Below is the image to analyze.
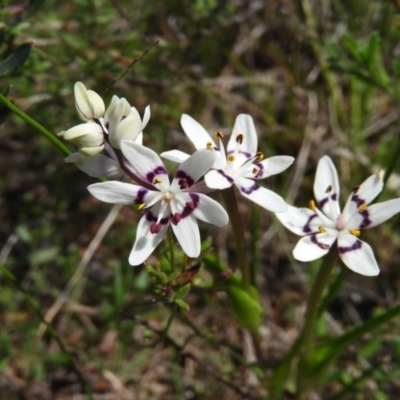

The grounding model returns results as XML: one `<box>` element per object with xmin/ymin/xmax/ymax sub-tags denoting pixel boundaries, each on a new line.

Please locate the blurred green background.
<box><xmin>1</xmin><ymin>0</ymin><xmax>400</xmax><ymax>398</ymax></box>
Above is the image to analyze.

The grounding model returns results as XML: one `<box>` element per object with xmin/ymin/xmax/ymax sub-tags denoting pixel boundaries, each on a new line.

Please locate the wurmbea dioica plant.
<box><xmin>276</xmin><ymin>156</ymin><xmax>400</xmax><ymax>276</ymax></box>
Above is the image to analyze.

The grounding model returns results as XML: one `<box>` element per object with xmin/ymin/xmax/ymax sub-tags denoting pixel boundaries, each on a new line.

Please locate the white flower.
<box><xmin>103</xmin><ymin>95</ymin><xmax>150</xmax><ymax>150</ymax></box>
<box><xmin>276</xmin><ymin>155</ymin><xmax>400</xmax><ymax>276</ymax></box>
<box><xmin>161</xmin><ymin>114</ymin><xmax>294</xmax><ymax>212</ymax></box>
<box><xmin>74</xmin><ymin>82</ymin><xmax>105</xmax><ymax>121</ymax></box>
<box><xmin>88</xmin><ymin>141</ymin><xmax>229</xmax><ymax>266</ymax></box>
<box><xmin>58</xmin><ymin>122</ymin><xmax>104</xmax><ymax>156</ymax></box>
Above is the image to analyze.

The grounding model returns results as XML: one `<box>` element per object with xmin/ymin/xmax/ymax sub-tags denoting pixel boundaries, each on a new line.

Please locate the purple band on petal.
<box><xmin>146</xmin><ymin>210</ymin><xmax>169</xmax><ymax>225</ymax></box>
<box><xmin>134</xmin><ymin>188</ymin><xmax>148</xmax><ymax>204</ymax></box>
<box><xmin>227</xmin><ymin>150</ymin><xmax>252</xmax><ymax>159</ymax></box>
<box><xmin>351</xmin><ymin>194</ymin><xmax>365</xmax><ymax>208</ymax></box>
<box><xmin>338</xmin><ymin>239</ymin><xmax>362</xmax><ymax>254</ymax></box>
<box><xmin>180</xmin><ymin>193</ymin><xmax>200</xmax><ymax>219</ymax></box>
<box><xmin>216</xmin><ymin>169</ymin><xmax>234</xmax><ymax>184</ymax></box>
<box><xmin>253</xmin><ymin>162</ymin><xmax>264</xmax><ymax>179</ymax></box>
<box><xmin>359</xmin><ymin>209</ymin><xmax>371</xmax><ymax>229</ymax></box>
<box><xmin>146</xmin><ymin>166</ymin><xmax>168</xmax><ymax>183</ymax></box>
<box><xmin>175</xmin><ymin>170</ymin><xmax>195</xmax><ymax>187</ymax></box>
<box><xmin>241</xmin><ymin>182</ymin><xmax>259</xmax><ymax>195</ymax></box>
<box><xmin>310</xmin><ymin>234</ymin><xmax>330</xmax><ymax>250</ymax></box>
<box><xmin>303</xmin><ymin>214</ymin><xmax>317</xmax><ymax>234</ymax></box>
<box><xmin>319</xmin><ymin>193</ymin><xmax>337</xmax><ymax>209</ymax></box>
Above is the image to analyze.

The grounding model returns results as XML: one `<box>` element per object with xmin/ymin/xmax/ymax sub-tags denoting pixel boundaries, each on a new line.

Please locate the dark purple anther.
<box><xmin>171</xmin><ymin>213</ymin><xmax>181</xmax><ymax>225</ymax></box>
<box><xmin>150</xmin><ymin>222</ymin><xmax>162</xmax><ymax>234</ymax></box>
<box><xmin>186</xmin><ymin>202</ymin><xmax>195</xmax><ymax>210</ymax></box>
<box><xmin>179</xmin><ymin>178</ymin><xmax>188</xmax><ymax>189</ymax></box>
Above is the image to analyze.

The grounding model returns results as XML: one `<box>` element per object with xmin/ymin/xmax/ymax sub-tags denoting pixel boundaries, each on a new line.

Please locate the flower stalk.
<box><xmin>221</xmin><ymin>186</ymin><xmax>250</xmax><ymax>291</ymax></box>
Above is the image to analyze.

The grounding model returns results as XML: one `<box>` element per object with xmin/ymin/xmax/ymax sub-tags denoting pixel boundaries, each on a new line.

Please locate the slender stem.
<box><xmin>302</xmin><ymin>248</ymin><xmax>338</xmax><ymax>359</ymax></box>
<box><xmin>0</xmin><ymin>264</ymin><xmax>94</xmax><ymax>400</ymax></box>
<box><xmin>168</xmin><ymin>228</ymin><xmax>176</xmax><ymax>272</ymax></box>
<box><xmin>0</xmin><ymin>92</ymin><xmax>71</xmax><ymax>156</ymax></box>
<box><xmin>221</xmin><ymin>186</ymin><xmax>250</xmax><ymax>290</ymax></box>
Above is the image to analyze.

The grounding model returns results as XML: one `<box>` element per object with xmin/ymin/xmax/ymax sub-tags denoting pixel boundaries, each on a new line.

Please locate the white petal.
<box><xmin>204</xmin><ymin>169</ymin><xmax>234</xmax><ymax>190</ymax></box>
<box><xmin>313</xmin><ymin>156</ymin><xmax>341</xmax><ymax>221</ymax></box>
<box><xmin>181</xmin><ymin>114</ymin><xmax>217</xmax><ymax>150</ymax></box>
<box><xmin>347</xmin><ymin>198</ymin><xmax>400</xmax><ymax>230</ymax></box>
<box><xmin>292</xmin><ymin>230</ymin><xmax>338</xmax><ymax>262</ymax></box>
<box><xmin>338</xmin><ymin>233</ymin><xmax>379</xmax><ymax>276</ymax></box>
<box><xmin>275</xmin><ymin>205</ymin><xmax>323</xmax><ymax>236</ymax></box>
<box><xmin>129</xmin><ymin>208</ymin><xmax>169</xmax><ymax>266</ymax></box>
<box><xmin>161</xmin><ymin>149</ymin><xmax>190</xmax><ymax>164</ymax></box>
<box><xmin>342</xmin><ymin>170</ymin><xmax>385</xmax><ymax>220</ymax></box>
<box><xmin>63</xmin><ymin>123</ymin><xmax>104</xmax><ymax>147</ymax></box>
<box><xmin>228</xmin><ymin>114</ymin><xmax>258</xmax><ymax>155</ymax></box>
<box><xmin>177</xmin><ymin>192</ymin><xmax>228</xmax><ymax>227</ymax></box>
<box><xmin>104</xmin><ymin>95</ymin><xmax>119</xmax><ymax>126</ymax></box>
<box><xmin>120</xmin><ymin>141</ymin><xmax>169</xmax><ymax>187</ymax></box>
<box><xmin>170</xmin><ymin>212</ymin><xmax>200</xmax><ymax>258</ymax></box>
<box><xmin>170</xmin><ymin>149</ymin><xmax>215</xmax><ymax>192</ymax></box>
<box><xmin>79</xmin><ymin>145</ymin><xmax>104</xmax><ymax>156</ymax></box>
<box><xmin>64</xmin><ymin>153</ymin><xmax>122</xmax><ymax>178</ymax></box>
<box><xmin>246</xmin><ymin>156</ymin><xmax>294</xmax><ymax>180</ymax></box>
<box><xmin>88</xmin><ymin>181</ymin><xmax>159</xmax><ymax>205</ymax></box>
<box><xmin>109</xmin><ymin>114</ymin><xmax>142</xmax><ymax>149</ymax></box>
<box><xmin>141</xmin><ymin>105</ymin><xmax>151</xmax><ymax>129</ymax></box>
<box><xmin>236</xmin><ymin>177</ymin><xmax>287</xmax><ymax>212</ymax></box>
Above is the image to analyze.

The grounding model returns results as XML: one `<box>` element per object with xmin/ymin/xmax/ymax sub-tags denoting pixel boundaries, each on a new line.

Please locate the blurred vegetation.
<box><xmin>1</xmin><ymin>0</ymin><xmax>400</xmax><ymax>399</ymax></box>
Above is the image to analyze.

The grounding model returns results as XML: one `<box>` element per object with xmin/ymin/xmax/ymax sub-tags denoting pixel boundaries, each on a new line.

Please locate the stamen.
<box><xmin>350</xmin><ymin>229</ymin><xmax>360</xmax><ymax>236</ymax></box>
<box><xmin>178</xmin><ymin>178</ymin><xmax>188</xmax><ymax>190</ymax></box>
<box><xmin>319</xmin><ymin>226</ymin><xmax>326</xmax><ymax>233</ymax></box>
<box><xmin>206</xmin><ymin>141</ymin><xmax>213</xmax><ymax>150</ymax></box>
<box><xmin>138</xmin><ymin>203</ymin><xmax>146</xmax><ymax>211</ymax></box>
<box><xmin>326</xmin><ymin>185</ymin><xmax>332</xmax><ymax>193</ymax></box>
<box><xmin>150</xmin><ymin>222</ymin><xmax>162</xmax><ymax>234</ymax></box>
<box><xmin>309</xmin><ymin>200</ymin><xmax>316</xmax><ymax>211</ymax></box>
<box><xmin>352</xmin><ymin>185</ymin><xmax>360</xmax><ymax>193</ymax></box>
<box><xmin>153</xmin><ymin>177</ymin><xmax>162</xmax><ymax>184</ymax></box>
<box><xmin>227</xmin><ymin>155</ymin><xmax>235</xmax><ymax>162</ymax></box>
<box><xmin>378</xmin><ymin>169</ymin><xmax>384</xmax><ymax>181</ymax></box>
<box><xmin>214</xmin><ymin>131</ymin><xmax>224</xmax><ymax>140</ymax></box>
<box><xmin>185</xmin><ymin>201</ymin><xmax>195</xmax><ymax>210</ymax></box>
<box><xmin>171</xmin><ymin>213</ymin><xmax>181</xmax><ymax>225</ymax></box>
<box><xmin>236</xmin><ymin>134</ymin><xmax>244</xmax><ymax>144</ymax></box>
<box><xmin>256</xmin><ymin>152</ymin><xmax>264</xmax><ymax>162</ymax></box>
<box><xmin>252</xmin><ymin>167</ymin><xmax>258</xmax><ymax>174</ymax></box>
<box><xmin>358</xmin><ymin>204</ymin><xmax>367</xmax><ymax>212</ymax></box>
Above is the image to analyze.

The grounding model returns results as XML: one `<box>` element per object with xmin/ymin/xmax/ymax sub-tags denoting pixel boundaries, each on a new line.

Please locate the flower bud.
<box><xmin>74</xmin><ymin>82</ymin><xmax>105</xmax><ymax>121</ymax></box>
<box><xmin>59</xmin><ymin>122</ymin><xmax>104</xmax><ymax>156</ymax></box>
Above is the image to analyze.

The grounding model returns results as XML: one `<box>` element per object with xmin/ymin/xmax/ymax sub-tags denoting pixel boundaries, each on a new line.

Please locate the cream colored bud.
<box><xmin>62</xmin><ymin>122</ymin><xmax>104</xmax><ymax>155</ymax></box>
<box><xmin>74</xmin><ymin>82</ymin><xmax>105</xmax><ymax>121</ymax></box>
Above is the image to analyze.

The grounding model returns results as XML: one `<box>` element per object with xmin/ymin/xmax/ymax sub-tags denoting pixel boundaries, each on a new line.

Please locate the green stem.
<box><xmin>302</xmin><ymin>248</ymin><xmax>338</xmax><ymax>359</ymax></box>
<box><xmin>0</xmin><ymin>92</ymin><xmax>71</xmax><ymax>156</ymax></box>
<box><xmin>0</xmin><ymin>264</ymin><xmax>93</xmax><ymax>400</ymax></box>
<box><xmin>168</xmin><ymin>228</ymin><xmax>176</xmax><ymax>272</ymax></box>
<box><xmin>221</xmin><ymin>186</ymin><xmax>250</xmax><ymax>290</ymax></box>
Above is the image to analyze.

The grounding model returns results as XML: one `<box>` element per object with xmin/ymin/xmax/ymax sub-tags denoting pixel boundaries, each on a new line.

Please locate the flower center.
<box><xmin>162</xmin><ymin>191</ymin><xmax>174</xmax><ymax>203</ymax></box>
<box><xmin>336</xmin><ymin>214</ymin><xmax>346</xmax><ymax>231</ymax></box>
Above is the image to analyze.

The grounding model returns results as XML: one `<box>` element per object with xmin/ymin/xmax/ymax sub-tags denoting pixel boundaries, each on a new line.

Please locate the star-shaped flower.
<box><xmin>161</xmin><ymin>114</ymin><xmax>294</xmax><ymax>212</ymax></box>
<box><xmin>276</xmin><ymin>156</ymin><xmax>400</xmax><ymax>276</ymax></box>
<box><xmin>88</xmin><ymin>141</ymin><xmax>229</xmax><ymax>266</ymax></box>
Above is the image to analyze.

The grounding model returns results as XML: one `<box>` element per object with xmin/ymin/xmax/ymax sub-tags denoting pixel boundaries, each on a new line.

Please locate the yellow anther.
<box><xmin>352</xmin><ymin>185</ymin><xmax>360</xmax><ymax>193</ymax></box>
<box><xmin>256</xmin><ymin>151</ymin><xmax>264</xmax><ymax>162</ymax></box>
<box><xmin>138</xmin><ymin>203</ymin><xmax>146</xmax><ymax>211</ymax></box>
<box><xmin>214</xmin><ymin>131</ymin><xmax>224</xmax><ymax>140</ymax></box>
<box><xmin>309</xmin><ymin>200</ymin><xmax>316</xmax><ymax>211</ymax></box>
<box><xmin>321</xmin><ymin>244</ymin><xmax>329</xmax><ymax>249</ymax></box>
<box><xmin>326</xmin><ymin>185</ymin><xmax>332</xmax><ymax>193</ymax></box>
<box><xmin>227</xmin><ymin>154</ymin><xmax>235</xmax><ymax>162</ymax></box>
<box><xmin>358</xmin><ymin>204</ymin><xmax>367</xmax><ymax>212</ymax></box>
<box><xmin>206</xmin><ymin>141</ymin><xmax>213</xmax><ymax>150</ymax></box>
<box><xmin>350</xmin><ymin>229</ymin><xmax>360</xmax><ymax>236</ymax></box>
<box><xmin>236</xmin><ymin>134</ymin><xmax>244</xmax><ymax>144</ymax></box>
<box><xmin>378</xmin><ymin>169</ymin><xmax>384</xmax><ymax>181</ymax></box>
<box><xmin>319</xmin><ymin>226</ymin><xmax>326</xmax><ymax>233</ymax></box>
<box><xmin>252</xmin><ymin>167</ymin><xmax>258</xmax><ymax>174</ymax></box>
<box><xmin>153</xmin><ymin>177</ymin><xmax>163</xmax><ymax>184</ymax></box>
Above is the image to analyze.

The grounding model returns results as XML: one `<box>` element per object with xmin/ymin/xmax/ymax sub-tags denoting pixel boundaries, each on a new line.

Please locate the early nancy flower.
<box><xmin>276</xmin><ymin>155</ymin><xmax>400</xmax><ymax>276</ymax></box>
<box><xmin>161</xmin><ymin>114</ymin><xmax>294</xmax><ymax>212</ymax></box>
<box><xmin>88</xmin><ymin>141</ymin><xmax>229</xmax><ymax>266</ymax></box>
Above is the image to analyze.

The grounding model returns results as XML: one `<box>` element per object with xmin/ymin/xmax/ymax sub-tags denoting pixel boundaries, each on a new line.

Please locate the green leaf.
<box><xmin>175</xmin><ymin>298</ymin><xmax>190</xmax><ymax>311</ymax></box>
<box><xmin>226</xmin><ymin>285</ymin><xmax>262</xmax><ymax>335</ymax></box>
<box><xmin>0</xmin><ymin>43</ymin><xmax>32</xmax><ymax>77</ymax></box>
<box><xmin>175</xmin><ymin>283</ymin><xmax>191</xmax><ymax>299</ymax></box>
